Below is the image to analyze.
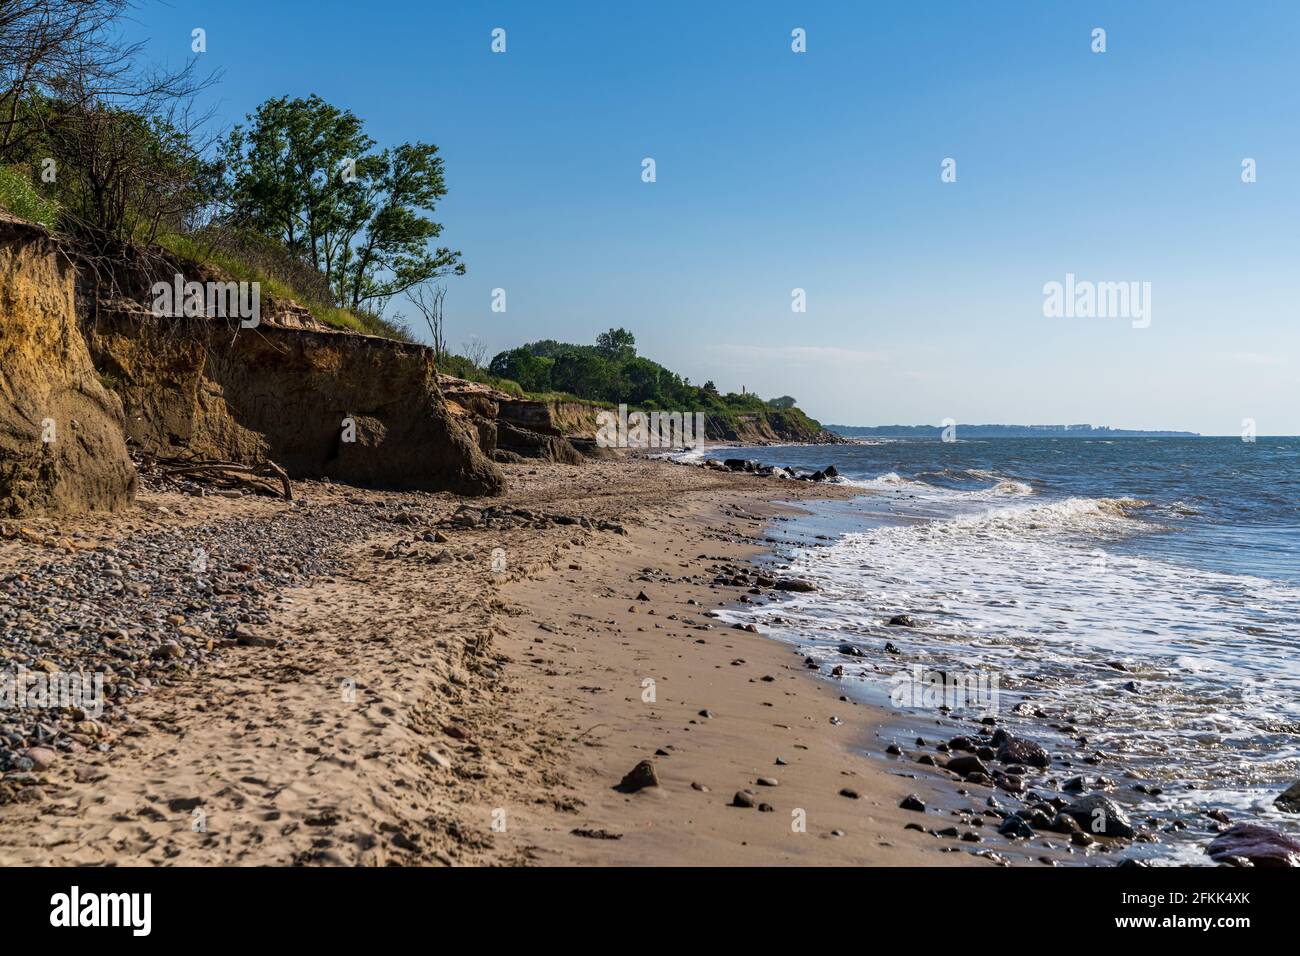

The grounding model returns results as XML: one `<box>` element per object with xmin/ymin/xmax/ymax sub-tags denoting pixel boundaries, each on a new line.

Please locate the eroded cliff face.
<box><xmin>0</xmin><ymin>214</ymin><xmax>135</xmax><ymax>516</ymax></box>
<box><xmin>439</xmin><ymin>378</ymin><xmax>589</xmax><ymax>464</ymax></box>
<box><xmin>85</xmin><ymin>302</ymin><xmax>505</xmax><ymax>497</ymax></box>
<box><xmin>0</xmin><ymin>210</ymin><xmax>504</xmax><ymax>509</ymax></box>
<box><xmin>710</xmin><ymin>411</ymin><xmax>839</xmax><ymax>445</ymax></box>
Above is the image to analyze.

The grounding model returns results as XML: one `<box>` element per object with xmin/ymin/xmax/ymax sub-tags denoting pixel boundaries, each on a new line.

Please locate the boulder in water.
<box><xmin>1062</xmin><ymin>794</ymin><xmax>1135</xmax><ymax>838</ymax></box>
<box><xmin>1207</xmin><ymin>824</ymin><xmax>1300</xmax><ymax>867</ymax></box>
<box><xmin>1274</xmin><ymin>780</ymin><xmax>1300</xmax><ymax>813</ymax></box>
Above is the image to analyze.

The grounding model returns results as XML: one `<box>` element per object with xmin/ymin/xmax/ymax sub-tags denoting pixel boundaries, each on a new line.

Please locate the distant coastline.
<box><xmin>827</xmin><ymin>424</ymin><xmax>1201</xmax><ymax>439</ymax></box>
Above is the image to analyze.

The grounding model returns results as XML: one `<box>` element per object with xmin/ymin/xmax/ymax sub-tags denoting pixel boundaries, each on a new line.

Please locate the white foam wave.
<box><xmin>730</xmin><ymin>493</ymin><xmax>1300</xmax><ymax>824</ymax></box>
<box><xmin>891</xmin><ymin>495</ymin><xmax>1149</xmax><ymax>542</ymax></box>
<box><xmin>988</xmin><ymin>479</ymin><xmax>1035</xmax><ymax>496</ymax></box>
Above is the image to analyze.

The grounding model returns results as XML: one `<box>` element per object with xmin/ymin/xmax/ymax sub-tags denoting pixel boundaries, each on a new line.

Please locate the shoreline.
<box><xmin>0</xmin><ymin>457</ymin><xmax>1149</xmax><ymax>865</ymax></box>
<box><xmin>673</xmin><ymin>447</ymin><xmax>1298</xmax><ymax>868</ymax></box>
<box><xmin>485</xmin><ymin>488</ymin><xmax>990</xmax><ymax>865</ymax></box>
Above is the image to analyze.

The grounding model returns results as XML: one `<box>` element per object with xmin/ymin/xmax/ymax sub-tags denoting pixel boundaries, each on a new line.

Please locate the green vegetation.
<box><xmin>433</xmin><ymin>353</ymin><xmax>525</xmax><ymax>397</ymax></box>
<box><xmin>220</xmin><ymin>95</ymin><xmax>464</xmax><ymax>313</ymax></box>
<box><xmin>152</xmin><ymin>229</ymin><xmax>412</xmax><ymax>340</ymax></box>
<box><xmin>0</xmin><ymin>4</ymin><xmax>814</xmax><ymax>430</ymax></box>
<box><xmin>0</xmin><ymin>4</ymin><xmax>459</xmax><ymax>346</ymax></box>
<box><xmin>0</xmin><ymin>165</ymin><xmax>57</xmax><ymax>228</ymax></box>
<box><xmin>489</xmin><ymin>329</ymin><xmax>827</xmax><ymax>437</ymax></box>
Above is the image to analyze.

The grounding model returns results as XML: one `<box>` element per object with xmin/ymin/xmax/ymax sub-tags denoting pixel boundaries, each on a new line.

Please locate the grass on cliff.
<box><xmin>431</xmin><ymin>354</ymin><xmax>620</xmax><ymax>404</ymax></box>
<box><xmin>0</xmin><ymin>175</ymin><xmax>406</xmax><ymax>341</ymax></box>
<box><xmin>153</xmin><ymin>231</ymin><xmax>413</xmax><ymax>341</ymax></box>
<box><xmin>0</xmin><ymin>166</ymin><xmax>59</xmax><ymax>229</ymax></box>
<box><xmin>433</xmin><ymin>353</ymin><xmax>525</xmax><ymax>397</ymax></box>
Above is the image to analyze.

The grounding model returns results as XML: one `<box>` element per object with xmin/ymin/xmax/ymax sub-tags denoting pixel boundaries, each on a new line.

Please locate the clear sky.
<box><xmin>121</xmin><ymin>1</ymin><xmax>1299</xmax><ymax>434</ymax></box>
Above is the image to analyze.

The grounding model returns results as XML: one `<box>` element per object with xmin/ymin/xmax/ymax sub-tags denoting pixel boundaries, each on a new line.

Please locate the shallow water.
<box><xmin>699</xmin><ymin>437</ymin><xmax>1300</xmax><ymax>862</ymax></box>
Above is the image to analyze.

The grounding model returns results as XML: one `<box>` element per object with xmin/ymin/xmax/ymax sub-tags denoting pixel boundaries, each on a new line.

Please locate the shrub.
<box><xmin>0</xmin><ymin>165</ymin><xmax>58</xmax><ymax>228</ymax></box>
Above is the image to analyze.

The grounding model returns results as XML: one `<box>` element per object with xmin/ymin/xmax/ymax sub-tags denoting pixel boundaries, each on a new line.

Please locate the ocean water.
<box><xmin>696</xmin><ymin>437</ymin><xmax>1300</xmax><ymax>860</ymax></box>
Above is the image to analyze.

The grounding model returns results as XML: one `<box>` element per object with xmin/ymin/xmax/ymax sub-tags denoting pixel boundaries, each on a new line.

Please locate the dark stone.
<box><xmin>1025</xmin><ymin>808</ymin><xmax>1054</xmax><ymax>830</ymax></box>
<box><xmin>945</xmin><ymin>755</ymin><xmax>989</xmax><ymax>777</ymax></box>
<box><xmin>1062</xmin><ymin>794</ymin><xmax>1135</xmax><ymax>838</ymax></box>
<box><xmin>994</xmin><ymin>734</ymin><xmax>1050</xmax><ymax>769</ymax></box>
<box><xmin>617</xmin><ymin>759</ymin><xmax>660</xmax><ymax>792</ymax></box>
<box><xmin>994</xmin><ymin>773</ymin><xmax>1025</xmax><ymax>794</ymax></box>
<box><xmin>773</xmin><ymin>578</ymin><xmax>817</xmax><ymax>592</ymax></box>
<box><xmin>1206</xmin><ymin>824</ymin><xmax>1300</xmax><ymax>867</ymax></box>
<box><xmin>900</xmin><ymin>794</ymin><xmax>926</xmax><ymax>812</ymax></box>
<box><xmin>887</xmin><ymin>614</ymin><xmax>917</xmax><ymax>627</ymax></box>
<box><xmin>1048</xmin><ymin>813</ymin><xmax>1082</xmax><ymax>835</ymax></box>
<box><xmin>1274</xmin><ymin>780</ymin><xmax>1300</xmax><ymax>813</ymax></box>
<box><xmin>998</xmin><ymin>815</ymin><xmax>1035</xmax><ymax>839</ymax></box>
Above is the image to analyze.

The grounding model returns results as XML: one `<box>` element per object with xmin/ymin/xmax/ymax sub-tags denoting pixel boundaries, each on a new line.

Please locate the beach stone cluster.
<box><xmin>0</xmin><ymin>493</ymin><xmax>427</xmax><ymax>796</ymax></box>
<box><xmin>883</xmin><ymin>719</ymin><xmax>1300</xmax><ymax>864</ymax></box>
<box><xmin>707</xmin><ymin>458</ymin><xmax>841</xmax><ymax>482</ymax></box>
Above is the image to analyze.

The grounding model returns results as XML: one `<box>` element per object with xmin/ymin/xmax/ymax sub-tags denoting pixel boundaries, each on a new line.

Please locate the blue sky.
<box><xmin>122</xmin><ymin>1</ymin><xmax>1299</xmax><ymax>433</ymax></box>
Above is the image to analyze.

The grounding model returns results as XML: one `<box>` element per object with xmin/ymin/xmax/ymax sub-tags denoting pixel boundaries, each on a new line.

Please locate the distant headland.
<box><xmin>827</xmin><ymin>424</ymin><xmax>1201</xmax><ymax>438</ymax></box>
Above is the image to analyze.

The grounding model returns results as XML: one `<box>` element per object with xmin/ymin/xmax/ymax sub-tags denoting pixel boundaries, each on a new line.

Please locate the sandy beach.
<box><xmin>0</xmin><ymin>457</ymin><xmax>1037</xmax><ymax>867</ymax></box>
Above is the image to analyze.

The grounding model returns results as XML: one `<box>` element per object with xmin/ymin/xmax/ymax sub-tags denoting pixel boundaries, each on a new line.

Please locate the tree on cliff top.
<box><xmin>0</xmin><ymin>0</ymin><xmax>218</xmax><ymax>243</ymax></box>
<box><xmin>220</xmin><ymin>95</ymin><xmax>464</xmax><ymax>312</ymax></box>
<box><xmin>596</xmin><ymin>327</ymin><xmax>636</xmax><ymax>360</ymax></box>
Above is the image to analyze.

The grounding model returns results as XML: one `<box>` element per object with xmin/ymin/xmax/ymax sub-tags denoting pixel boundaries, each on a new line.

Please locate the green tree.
<box><xmin>621</xmin><ymin>356</ymin><xmax>665</xmax><ymax>404</ymax></box>
<box><xmin>221</xmin><ymin>95</ymin><xmax>464</xmax><ymax>311</ymax></box>
<box><xmin>489</xmin><ymin>347</ymin><xmax>553</xmax><ymax>393</ymax></box>
<box><xmin>595</xmin><ymin>327</ymin><xmax>636</xmax><ymax>360</ymax></box>
<box><xmin>550</xmin><ymin>348</ymin><xmax>616</xmax><ymax>400</ymax></box>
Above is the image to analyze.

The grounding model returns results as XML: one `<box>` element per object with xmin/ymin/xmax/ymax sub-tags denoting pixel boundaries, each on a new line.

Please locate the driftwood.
<box><xmin>142</xmin><ymin>456</ymin><xmax>293</xmax><ymax>501</ymax></box>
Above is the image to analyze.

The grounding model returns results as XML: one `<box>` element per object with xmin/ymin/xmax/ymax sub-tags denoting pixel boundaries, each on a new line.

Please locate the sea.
<box><xmin>687</xmin><ymin>437</ymin><xmax>1300</xmax><ymax>864</ymax></box>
